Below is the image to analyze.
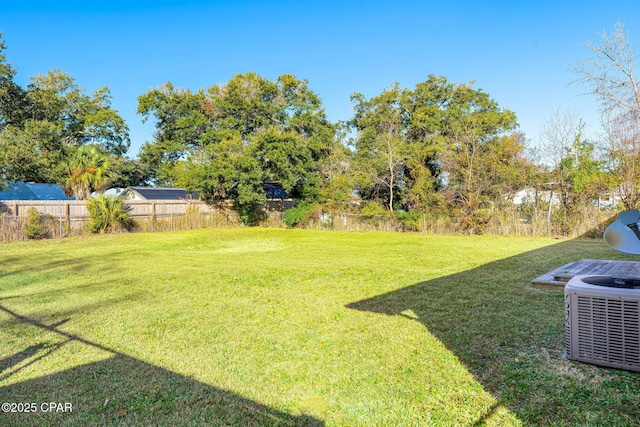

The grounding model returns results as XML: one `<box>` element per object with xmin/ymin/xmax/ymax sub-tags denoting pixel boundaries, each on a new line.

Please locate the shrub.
<box><xmin>23</xmin><ymin>207</ymin><xmax>48</xmax><ymax>239</ymax></box>
<box><xmin>86</xmin><ymin>195</ymin><xmax>132</xmax><ymax>233</ymax></box>
<box><xmin>360</xmin><ymin>201</ymin><xmax>388</xmax><ymax>219</ymax></box>
<box><xmin>395</xmin><ymin>210</ymin><xmax>424</xmax><ymax>232</ymax></box>
<box><xmin>234</xmin><ymin>201</ymin><xmax>266</xmax><ymax>226</ymax></box>
<box><xmin>283</xmin><ymin>203</ymin><xmax>315</xmax><ymax>228</ymax></box>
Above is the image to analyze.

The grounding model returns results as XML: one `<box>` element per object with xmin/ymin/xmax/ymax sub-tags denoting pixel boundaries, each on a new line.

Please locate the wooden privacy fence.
<box><xmin>0</xmin><ymin>199</ymin><xmax>291</xmax><ymax>241</ymax></box>
<box><xmin>0</xmin><ymin>199</ymin><xmax>614</xmax><ymax>242</ymax></box>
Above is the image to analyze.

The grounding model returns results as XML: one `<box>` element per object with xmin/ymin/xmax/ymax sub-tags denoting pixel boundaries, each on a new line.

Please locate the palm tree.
<box><xmin>86</xmin><ymin>195</ymin><xmax>131</xmax><ymax>233</ymax></box>
<box><xmin>64</xmin><ymin>144</ymin><xmax>111</xmax><ymax>200</ymax></box>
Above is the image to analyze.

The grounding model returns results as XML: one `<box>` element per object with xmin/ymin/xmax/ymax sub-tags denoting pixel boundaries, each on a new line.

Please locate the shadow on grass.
<box><xmin>347</xmin><ymin>238</ymin><xmax>640</xmax><ymax>426</ymax></box>
<box><xmin>0</xmin><ymin>344</ymin><xmax>47</xmax><ymax>375</ymax></box>
<box><xmin>0</xmin><ymin>249</ymin><xmax>138</xmax><ymax>282</ymax></box>
<box><xmin>0</xmin><ymin>293</ymin><xmax>144</xmax><ymax>330</ymax></box>
<box><xmin>0</xmin><ymin>305</ymin><xmax>323</xmax><ymax>427</ymax></box>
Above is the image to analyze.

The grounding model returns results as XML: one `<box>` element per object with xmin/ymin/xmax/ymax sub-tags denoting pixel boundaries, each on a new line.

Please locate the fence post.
<box><xmin>546</xmin><ymin>189</ymin><xmax>553</xmax><ymax>235</ymax></box>
<box><xmin>66</xmin><ymin>203</ymin><xmax>71</xmax><ymax>234</ymax></box>
<box><xmin>151</xmin><ymin>202</ymin><xmax>156</xmax><ymax>232</ymax></box>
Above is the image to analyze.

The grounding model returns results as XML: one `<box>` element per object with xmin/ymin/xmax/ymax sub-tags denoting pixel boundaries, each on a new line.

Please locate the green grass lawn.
<box><xmin>0</xmin><ymin>228</ymin><xmax>639</xmax><ymax>426</ymax></box>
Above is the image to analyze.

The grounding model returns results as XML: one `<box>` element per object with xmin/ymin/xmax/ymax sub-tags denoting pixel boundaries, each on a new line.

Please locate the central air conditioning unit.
<box><xmin>565</xmin><ymin>275</ymin><xmax>640</xmax><ymax>371</ymax></box>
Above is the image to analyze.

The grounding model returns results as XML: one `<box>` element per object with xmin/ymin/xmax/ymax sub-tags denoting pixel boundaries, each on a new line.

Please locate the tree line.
<box><xmin>1</xmin><ymin>24</ymin><xmax>639</xmax><ymax>234</ymax></box>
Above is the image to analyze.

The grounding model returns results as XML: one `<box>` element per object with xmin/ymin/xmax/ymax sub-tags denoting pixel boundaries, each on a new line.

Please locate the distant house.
<box><xmin>90</xmin><ymin>187</ymin><xmax>127</xmax><ymax>198</ymax></box>
<box><xmin>511</xmin><ymin>187</ymin><xmax>621</xmax><ymax>209</ymax></box>
<box><xmin>0</xmin><ymin>181</ymin><xmax>74</xmax><ymax>200</ymax></box>
<box><xmin>593</xmin><ymin>192</ymin><xmax>622</xmax><ymax>210</ymax></box>
<box><xmin>121</xmin><ymin>187</ymin><xmax>196</xmax><ymax>201</ymax></box>
<box><xmin>121</xmin><ymin>184</ymin><xmax>289</xmax><ymax>201</ymax></box>
<box><xmin>510</xmin><ymin>187</ymin><xmax>560</xmax><ymax>207</ymax></box>
<box><xmin>263</xmin><ymin>182</ymin><xmax>288</xmax><ymax>199</ymax></box>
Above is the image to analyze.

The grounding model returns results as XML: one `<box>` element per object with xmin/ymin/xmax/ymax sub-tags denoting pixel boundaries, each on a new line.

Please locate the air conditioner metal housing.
<box><xmin>565</xmin><ymin>275</ymin><xmax>640</xmax><ymax>371</ymax></box>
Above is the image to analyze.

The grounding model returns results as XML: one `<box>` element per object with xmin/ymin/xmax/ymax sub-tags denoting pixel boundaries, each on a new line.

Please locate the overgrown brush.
<box><xmin>23</xmin><ymin>207</ymin><xmax>49</xmax><ymax>239</ymax></box>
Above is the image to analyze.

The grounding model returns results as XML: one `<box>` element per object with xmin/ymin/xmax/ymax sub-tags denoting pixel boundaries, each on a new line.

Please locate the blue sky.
<box><xmin>2</xmin><ymin>1</ymin><xmax>640</xmax><ymax>157</ymax></box>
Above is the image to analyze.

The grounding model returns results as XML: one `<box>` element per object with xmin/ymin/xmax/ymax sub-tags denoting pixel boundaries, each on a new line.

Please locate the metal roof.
<box><xmin>125</xmin><ymin>187</ymin><xmax>194</xmax><ymax>200</ymax></box>
<box><xmin>263</xmin><ymin>182</ymin><xmax>288</xmax><ymax>199</ymax></box>
<box><xmin>25</xmin><ymin>183</ymin><xmax>71</xmax><ymax>200</ymax></box>
<box><xmin>0</xmin><ymin>182</ymin><xmax>74</xmax><ymax>200</ymax></box>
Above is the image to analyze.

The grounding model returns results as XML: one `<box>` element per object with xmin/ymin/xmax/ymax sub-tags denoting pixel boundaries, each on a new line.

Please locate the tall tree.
<box><xmin>601</xmin><ymin>108</ymin><xmax>640</xmax><ymax>208</ymax></box>
<box><xmin>539</xmin><ymin>114</ymin><xmax>599</xmax><ymax>209</ymax></box>
<box><xmin>138</xmin><ymin>72</ymin><xmax>336</xmax><ymax>221</ymax></box>
<box><xmin>0</xmin><ymin>34</ymin><xmax>129</xmax><ymax>188</ymax></box>
<box><xmin>572</xmin><ymin>22</ymin><xmax>640</xmax><ymax>208</ymax></box>
<box><xmin>539</xmin><ymin>109</ymin><xmax>582</xmax><ymax>169</ymax></box>
<box><xmin>572</xmin><ymin>22</ymin><xmax>640</xmax><ymax>116</ymax></box>
<box><xmin>351</xmin><ymin>85</ymin><xmax>410</xmax><ymax>211</ymax></box>
<box><xmin>438</xmin><ymin>83</ymin><xmax>519</xmax><ymax>231</ymax></box>
<box><xmin>27</xmin><ymin>71</ymin><xmax>130</xmax><ymax>155</ymax></box>
<box><xmin>350</xmin><ymin>75</ymin><xmax>521</xmax><ymax>231</ymax></box>
<box><xmin>138</xmin><ymin>83</ymin><xmax>208</xmax><ymax>183</ymax></box>
<box><xmin>316</xmin><ymin>127</ymin><xmax>357</xmax><ymax>212</ymax></box>
<box><xmin>64</xmin><ymin>144</ymin><xmax>112</xmax><ymax>200</ymax></box>
<box><xmin>0</xmin><ymin>125</ymin><xmax>52</xmax><ymax>183</ymax></box>
<box><xmin>552</xmin><ymin>130</ymin><xmax>609</xmax><ymax>234</ymax></box>
<box><xmin>108</xmin><ymin>156</ymin><xmax>149</xmax><ymax>188</ymax></box>
<box><xmin>0</xmin><ymin>33</ymin><xmax>28</xmax><ymax>132</ymax></box>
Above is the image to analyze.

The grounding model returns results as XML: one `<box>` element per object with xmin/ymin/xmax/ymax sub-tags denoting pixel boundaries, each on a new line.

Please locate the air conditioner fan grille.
<box><xmin>575</xmin><ymin>296</ymin><xmax>640</xmax><ymax>364</ymax></box>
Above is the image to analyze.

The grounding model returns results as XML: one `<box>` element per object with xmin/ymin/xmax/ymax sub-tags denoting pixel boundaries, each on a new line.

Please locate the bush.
<box><xmin>239</xmin><ymin>207</ymin><xmax>262</xmax><ymax>226</ymax></box>
<box><xmin>360</xmin><ymin>201</ymin><xmax>388</xmax><ymax>219</ymax></box>
<box><xmin>23</xmin><ymin>207</ymin><xmax>48</xmax><ymax>239</ymax></box>
<box><xmin>86</xmin><ymin>195</ymin><xmax>132</xmax><ymax>233</ymax></box>
<box><xmin>283</xmin><ymin>203</ymin><xmax>315</xmax><ymax>228</ymax></box>
<box><xmin>395</xmin><ymin>210</ymin><xmax>424</xmax><ymax>232</ymax></box>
